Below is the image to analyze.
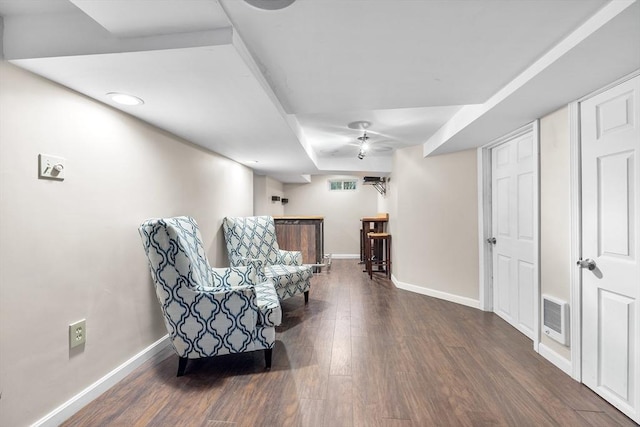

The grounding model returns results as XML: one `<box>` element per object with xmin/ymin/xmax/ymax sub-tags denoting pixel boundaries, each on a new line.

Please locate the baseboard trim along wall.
<box><xmin>538</xmin><ymin>342</ymin><xmax>572</xmax><ymax>376</ymax></box>
<box><xmin>33</xmin><ymin>335</ymin><xmax>172</xmax><ymax>427</ymax></box>
<box><xmin>391</xmin><ymin>276</ymin><xmax>481</xmax><ymax>310</ymax></box>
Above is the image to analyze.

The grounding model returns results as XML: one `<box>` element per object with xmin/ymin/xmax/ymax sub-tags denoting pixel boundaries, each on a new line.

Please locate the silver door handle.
<box><xmin>577</xmin><ymin>258</ymin><xmax>596</xmax><ymax>271</ymax></box>
<box><xmin>487</xmin><ymin>237</ymin><xmax>497</xmax><ymax>245</ymax></box>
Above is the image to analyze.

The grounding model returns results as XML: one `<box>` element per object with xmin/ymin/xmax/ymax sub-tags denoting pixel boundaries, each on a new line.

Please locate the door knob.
<box><xmin>577</xmin><ymin>258</ymin><xmax>596</xmax><ymax>271</ymax></box>
<box><xmin>487</xmin><ymin>237</ymin><xmax>497</xmax><ymax>245</ymax></box>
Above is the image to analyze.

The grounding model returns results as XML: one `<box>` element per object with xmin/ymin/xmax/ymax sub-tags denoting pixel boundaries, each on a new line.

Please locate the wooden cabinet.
<box><xmin>273</xmin><ymin>216</ymin><xmax>324</xmax><ymax>265</ymax></box>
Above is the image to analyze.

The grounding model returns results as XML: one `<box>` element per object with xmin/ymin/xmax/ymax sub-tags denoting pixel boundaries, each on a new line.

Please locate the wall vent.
<box><xmin>542</xmin><ymin>295</ymin><xmax>569</xmax><ymax>345</ymax></box>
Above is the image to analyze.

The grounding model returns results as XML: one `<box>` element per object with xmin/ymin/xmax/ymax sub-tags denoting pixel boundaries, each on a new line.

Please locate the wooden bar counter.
<box><xmin>273</xmin><ymin>216</ymin><xmax>324</xmax><ymax>266</ymax></box>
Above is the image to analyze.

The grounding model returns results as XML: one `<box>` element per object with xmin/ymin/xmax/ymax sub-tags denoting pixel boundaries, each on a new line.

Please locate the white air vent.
<box><xmin>542</xmin><ymin>295</ymin><xmax>569</xmax><ymax>345</ymax></box>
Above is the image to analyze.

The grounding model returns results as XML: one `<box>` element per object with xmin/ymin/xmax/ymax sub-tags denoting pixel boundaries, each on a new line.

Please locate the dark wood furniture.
<box><xmin>273</xmin><ymin>216</ymin><xmax>324</xmax><ymax>268</ymax></box>
<box><xmin>360</xmin><ymin>213</ymin><xmax>389</xmax><ymax>271</ymax></box>
<box><xmin>366</xmin><ymin>232</ymin><xmax>391</xmax><ymax>279</ymax></box>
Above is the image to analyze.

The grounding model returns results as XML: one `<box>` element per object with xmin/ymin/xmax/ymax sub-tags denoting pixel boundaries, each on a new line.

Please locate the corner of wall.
<box><xmin>1</xmin><ymin>16</ymin><xmax>5</xmax><ymax>60</ymax></box>
<box><xmin>538</xmin><ymin>341</ymin><xmax>572</xmax><ymax>376</ymax></box>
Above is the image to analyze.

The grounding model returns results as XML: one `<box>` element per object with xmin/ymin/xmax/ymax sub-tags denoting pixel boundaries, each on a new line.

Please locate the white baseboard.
<box><xmin>33</xmin><ymin>335</ymin><xmax>172</xmax><ymax>427</ymax></box>
<box><xmin>329</xmin><ymin>254</ymin><xmax>360</xmax><ymax>259</ymax></box>
<box><xmin>391</xmin><ymin>275</ymin><xmax>481</xmax><ymax>310</ymax></box>
<box><xmin>538</xmin><ymin>342</ymin><xmax>572</xmax><ymax>376</ymax></box>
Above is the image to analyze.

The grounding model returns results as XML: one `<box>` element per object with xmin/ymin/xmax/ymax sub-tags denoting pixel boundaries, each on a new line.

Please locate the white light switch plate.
<box><xmin>39</xmin><ymin>154</ymin><xmax>66</xmax><ymax>180</ymax></box>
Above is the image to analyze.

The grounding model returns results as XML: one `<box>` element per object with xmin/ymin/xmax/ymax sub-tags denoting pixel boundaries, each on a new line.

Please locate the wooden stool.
<box><xmin>366</xmin><ymin>232</ymin><xmax>391</xmax><ymax>279</ymax></box>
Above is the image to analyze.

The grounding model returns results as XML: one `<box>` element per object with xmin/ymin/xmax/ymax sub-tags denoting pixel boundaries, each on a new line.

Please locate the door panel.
<box><xmin>491</xmin><ymin>132</ymin><xmax>535</xmax><ymax>339</ymax></box>
<box><xmin>497</xmin><ymin>177</ymin><xmax>511</xmax><ymax>237</ymax></box>
<box><xmin>598</xmin><ymin>152</ymin><xmax>634</xmax><ymax>258</ymax></box>
<box><xmin>497</xmin><ymin>254</ymin><xmax>512</xmax><ymax>318</ymax></box>
<box><xmin>599</xmin><ymin>290</ymin><xmax>632</xmax><ymax>400</ymax></box>
<box><xmin>518</xmin><ymin>172</ymin><xmax>534</xmax><ymax>240</ymax></box>
<box><xmin>581</xmin><ymin>75</ymin><xmax>639</xmax><ymax>423</ymax></box>
<box><xmin>596</xmin><ymin>90</ymin><xmax>634</xmax><ymax>138</ymax></box>
<box><xmin>518</xmin><ymin>260</ymin><xmax>534</xmax><ymax>332</ymax></box>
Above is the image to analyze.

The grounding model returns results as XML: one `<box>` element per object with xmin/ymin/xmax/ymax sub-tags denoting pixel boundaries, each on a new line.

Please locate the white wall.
<box><xmin>0</xmin><ymin>17</ymin><xmax>4</xmax><ymax>60</ymax></box>
<box><xmin>0</xmin><ymin>58</ymin><xmax>581</xmax><ymax>426</ymax></box>
<box><xmin>0</xmin><ymin>62</ymin><xmax>254</xmax><ymax>427</ymax></box>
<box><xmin>539</xmin><ymin>106</ymin><xmax>571</xmax><ymax>361</ymax></box>
<box><xmin>283</xmin><ymin>175</ymin><xmax>379</xmax><ymax>256</ymax></box>
<box><xmin>253</xmin><ymin>174</ymin><xmax>284</xmax><ymax>217</ymax></box>
<box><xmin>390</xmin><ymin>146</ymin><xmax>479</xmax><ymax>302</ymax></box>
<box><xmin>377</xmin><ymin>178</ymin><xmax>394</xmax><ymax>216</ymax></box>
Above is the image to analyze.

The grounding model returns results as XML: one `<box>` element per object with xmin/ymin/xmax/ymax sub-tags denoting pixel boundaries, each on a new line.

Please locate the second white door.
<box><xmin>580</xmin><ymin>74</ymin><xmax>639</xmax><ymax>423</ymax></box>
<box><xmin>491</xmin><ymin>132</ymin><xmax>536</xmax><ymax>339</ymax></box>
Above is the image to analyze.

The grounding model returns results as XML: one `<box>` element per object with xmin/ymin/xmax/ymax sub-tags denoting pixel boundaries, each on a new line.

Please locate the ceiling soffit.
<box><xmin>2</xmin><ymin>3</ymin><xmax>319</xmax><ymax>180</ymax></box>
<box><xmin>220</xmin><ymin>0</ymin><xmax>608</xmax><ymax>115</ymax></box>
<box><xmin>69</xmin><ymin>0</ymin><xmax>230</xmax><ymax>37</ymax></box>
<box><xmin>424</xmin><ymin>0</ymin><xmax>640</xmax><ymax>156</ymax></box>
<box><xmin>2</xmin><ymin>0</ymin><xmax>637</xmax><ymax>181</ymax></box>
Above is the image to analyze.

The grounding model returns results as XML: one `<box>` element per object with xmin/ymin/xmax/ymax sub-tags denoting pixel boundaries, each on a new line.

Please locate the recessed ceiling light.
<box><xmin>244</xmin><ymin>0</ymin><xmax>295</xmax><ymax>10</ymax></box>
<box><xmin>107</xmin><ymin>92</ymin><xmax>144</xmax><ymax>106</ymax></box>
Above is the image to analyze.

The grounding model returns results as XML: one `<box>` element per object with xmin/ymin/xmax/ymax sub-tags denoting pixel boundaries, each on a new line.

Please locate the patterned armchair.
<box><xmin>223</xmin><ymin>216</ymin><xmax>313</xmax><ymax>303</ymax></box>
<box><xmin>139</xmin><ymin>216</ymin><xmax>281</xmax><ymax>376</ymax></box>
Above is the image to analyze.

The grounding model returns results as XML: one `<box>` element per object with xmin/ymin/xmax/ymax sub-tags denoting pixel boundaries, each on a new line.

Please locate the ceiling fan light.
<box><xmin>357</xmin><ymin>130</ymin><xmax>370</xmax><ymax>159</ymax></box>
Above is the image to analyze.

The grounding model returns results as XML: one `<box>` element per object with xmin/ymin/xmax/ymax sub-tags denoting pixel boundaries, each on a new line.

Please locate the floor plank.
<box><xmin>61</xmin><ymin>260</ymin><xmax>636</xmax><ymax>426</ymax></box>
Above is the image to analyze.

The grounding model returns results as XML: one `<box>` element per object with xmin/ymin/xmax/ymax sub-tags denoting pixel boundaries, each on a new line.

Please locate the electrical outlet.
<box><xmin>69</xmin><ymin>319</ymin><xmax>86</xmax><ymax>348</ymax></box>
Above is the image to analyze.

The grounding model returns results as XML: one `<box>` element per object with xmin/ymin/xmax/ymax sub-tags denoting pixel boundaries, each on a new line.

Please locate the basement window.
<box><xmin>329</xmin><ymin>179</ymin><xmax>357</xmax><ymax>191</ymax></box>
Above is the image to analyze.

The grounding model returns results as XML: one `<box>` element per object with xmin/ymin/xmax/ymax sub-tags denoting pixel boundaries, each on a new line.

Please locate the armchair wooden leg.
<box><xmin>304</xmin><ymin>290</ymin><xmax>309</xmax><ymax>304</ymax></box>
<box><xmin>177</xmin><ymin>357</ymin><xmax>188</xmax><ymax>377</ymax></box>
<box><xmin>265</xmin><ymin>348</ymin><xmax>273</xmax><ymax>369</ymax></box>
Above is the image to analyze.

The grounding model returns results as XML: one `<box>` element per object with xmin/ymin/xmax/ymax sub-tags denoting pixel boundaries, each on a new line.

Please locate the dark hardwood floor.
<box><xmin>63</xmin><ymin>260</ymin><xmax>635</xmax><ymax>426</ymax></box>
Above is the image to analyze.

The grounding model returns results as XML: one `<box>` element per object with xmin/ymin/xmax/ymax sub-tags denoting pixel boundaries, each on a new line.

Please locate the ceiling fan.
<box><xmin>356</xmin><ymin>131</ymin><xmax>370</xmax><ymax>160</ymax></box>
<box><xmin>347</xmin><ymin>121</ymin><xmax>394</xmax><ymax>159</ymax></box>
<box><xmin>310</xmin><ymin>120</ymin><xmax>398</xmax><ymax>158</ymax></box>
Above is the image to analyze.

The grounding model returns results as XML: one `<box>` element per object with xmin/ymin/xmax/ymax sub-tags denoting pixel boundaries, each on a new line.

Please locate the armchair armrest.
<box><xmin>234</xmin><ymin>257</ymin><xmax>267</xmax><ymax>281</ymax></box>
<box><xmin>165</xmin><ymin>284</ymin><xmax>259</xmax><ymax>356</ymax></box>
<box><xmin>278</xmin><ymin>249</ymin><xmax>303</xmax><ymax>266</ymax></box>
<box><xmin>209</xmin><ymin>260</ymin><xmax>262</xmax><ymax>289</ymax></box>
<box><xmin>211</xmin><ymin>258</ymin><xmax>263</xmax><ymax>289</ymax></box>
<box><xmin>201</xmin><ymin>285</ymin><xmax>259</xmax><ymax>334</ymax></box>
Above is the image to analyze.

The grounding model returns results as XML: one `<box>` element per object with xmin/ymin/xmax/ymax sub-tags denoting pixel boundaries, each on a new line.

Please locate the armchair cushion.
<box><xmin>264</xmin><ymin>264</ymin><xmax>313</xmax><ymax>300</ymax></box>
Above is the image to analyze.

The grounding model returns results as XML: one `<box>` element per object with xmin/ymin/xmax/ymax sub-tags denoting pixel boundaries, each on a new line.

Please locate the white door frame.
<box><xmin>477</xmin><ymin>121</ymin><xmax>541</xmax><ymax>352</ymax></box>
<box><xmin>568</xmin><ymin>69</ymin><xmax>640</xmax><ymax>382</ymax></box>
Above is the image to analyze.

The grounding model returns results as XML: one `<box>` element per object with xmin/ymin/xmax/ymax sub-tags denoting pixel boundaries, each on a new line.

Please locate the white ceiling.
<box><xmin>1</xmin><ymin>0</ymin><xmax>638</xmax><ymax>182</ymax></box>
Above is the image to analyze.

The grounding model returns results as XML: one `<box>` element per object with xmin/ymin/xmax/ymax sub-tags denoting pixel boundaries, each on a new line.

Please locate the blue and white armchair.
<box><xmin>223</xmin><ymin>216</ymin><xmax>313</xmax><ymax>303</ymax></box>
<box><xmin>139</xmin><ymin>216</ymin><xmax>281</xmax><ymax>376</ymax></box>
